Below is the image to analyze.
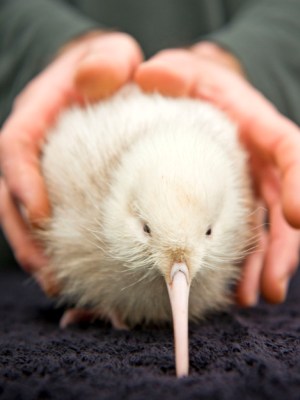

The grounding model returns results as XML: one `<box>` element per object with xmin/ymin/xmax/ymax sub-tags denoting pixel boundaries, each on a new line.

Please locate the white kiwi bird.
<box><xmin>37</xmin><ymin>85</ymin><xmax>257</xmax><ymax>377</ymax></box>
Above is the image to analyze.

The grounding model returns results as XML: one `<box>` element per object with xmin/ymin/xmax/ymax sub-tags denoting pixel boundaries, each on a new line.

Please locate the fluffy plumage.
<box><xmin>38</xmin><ymin>85</ymin><xmax>257</xmax><ymax>375</ymax></box>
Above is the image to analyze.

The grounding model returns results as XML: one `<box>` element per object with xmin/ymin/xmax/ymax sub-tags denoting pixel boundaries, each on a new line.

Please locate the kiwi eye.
<box><xmin>205</xmin><ymin>227</ymin><xmax>212</xmax><ymax>236</ymax></box>
<box><xmin>143</xmin><ymin>223</ymin><xmax>151</xmax><ymax>236</ymax></box>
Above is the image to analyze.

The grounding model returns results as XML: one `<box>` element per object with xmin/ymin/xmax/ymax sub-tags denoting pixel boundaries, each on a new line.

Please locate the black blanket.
<box><xmin>1</xmin><ymin>264</ymin><xmax>300</xmax><ymax>400</ymax></box>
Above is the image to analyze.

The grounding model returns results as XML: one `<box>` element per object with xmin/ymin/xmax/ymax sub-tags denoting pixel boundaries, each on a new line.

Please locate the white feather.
<box><xmin>39</xmin><ymin>85</ymin><xmax>256</xmax><ymax>327</ymax></box>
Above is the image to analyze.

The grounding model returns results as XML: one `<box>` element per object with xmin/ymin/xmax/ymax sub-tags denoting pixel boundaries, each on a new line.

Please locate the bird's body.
<box><xmin>39</xmin><ymin>85</ymin><xmax>256</xmax><ymax>375</ymax></box>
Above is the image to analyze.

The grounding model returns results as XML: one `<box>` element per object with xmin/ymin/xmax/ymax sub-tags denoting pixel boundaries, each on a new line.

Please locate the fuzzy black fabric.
<box><xmin>1</xmin><ymin>264</ymin><xmax>300</xmax><ymax>400</ymax></box>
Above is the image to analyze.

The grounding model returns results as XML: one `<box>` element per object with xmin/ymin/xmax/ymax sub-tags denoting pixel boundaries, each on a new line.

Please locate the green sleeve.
<box><xmin>0</xmin><ymin>0</ymin><xmax>101</xmax><ymax>126</ymax></box>
<box><xmin>208</xmin><ymin>0</ymin><xmax>300</xmax><ymax>125</ymax></box>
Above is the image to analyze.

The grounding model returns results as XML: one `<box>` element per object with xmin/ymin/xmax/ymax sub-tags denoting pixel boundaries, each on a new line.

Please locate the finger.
<box><xmin>0</xmin><ymin>179</ymin><xmax>59</xmax><ymax>296</ymax></box>
<box><xmin>257</xmin><ymin>166</ymin><xmax>300</xmax><ymax>302</ymax></box>
<box><xmin>193</xmin><ymin>61</ymin><xmax>300</xmax><ymax>228</ymax></box>
<box><xmin>0</xmin><ymin>43</ymin><xmax>82</xmax><ymax>222</ymax></box>
<box><xmin>75</xmin><ymin>32</ymin><xmax>143</xmax><ymax>101</ymax></box>
<box><xmin>236</xmin><ymin>226</ymin><xmax>267</xmax><ymax>307</ymax></box>
<box><xmin>135</xmin><ymin>49</ymin><xmax>199</xmax><ymax>96</ymax></box>
<box><xmin>261</xmin><ymin>201</ymin><xmax>299</xmax><ymax>303</ymax></box>
<box><xmin>0</xmin><ymin>180</ymin><xmax>48</xmax><ymax>273</ymax></box>
<box><xmin>265</xmin><ymin>122</ymin><xmax>300</xmax><ymax>229</ymax></box>
<box><xmin>0</xmin><ymin>124</ymin><xmax>51</xmax><ymax>224</ymax></box>
<box><xmin>0</xmin><ymin>33</ymin><xmax>119</xmax><ymax>222</ymax></box>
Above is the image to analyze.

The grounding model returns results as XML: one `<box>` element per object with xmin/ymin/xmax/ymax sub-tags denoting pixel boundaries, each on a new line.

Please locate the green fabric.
<box><xmin>0</xmin><ymin>0</ymin><xmax>300</xmax><ymax>124</ymax></box>
<box><xmin>0</xmin><ymin>0</ymin><xmax>100</xmax><ymax>126</ymax></box>
<box><xmin>1</xmin><ymin>0</ymin><xmax>300</xmax><ymax>265</ymax></box>
<box><xmin>209</xmin><ymin>0</ymin><xmax>300</xmax><ymax>127</ymax></box>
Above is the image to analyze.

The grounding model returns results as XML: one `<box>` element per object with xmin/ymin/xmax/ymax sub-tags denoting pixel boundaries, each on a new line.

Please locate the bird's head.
<box><xmin>125</xmin><ymin>164</ymin><xmax>226</xmax><ymax>377</ymax></box>
<box><xmin>101</xmin><ymin>124</ymin><xmax>250</xmax><ymax>377</ymax></box>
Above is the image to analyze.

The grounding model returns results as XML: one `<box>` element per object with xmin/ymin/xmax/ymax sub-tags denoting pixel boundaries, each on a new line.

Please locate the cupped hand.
<box><xmin>135</xmin><ymin>43</ymin><xmax>300</xmax><ymax>306</ymax></box>
<box><xmin>0</xmin><ymin>31</ymin><xmax>143</xmax><ymax>291</ymax></box>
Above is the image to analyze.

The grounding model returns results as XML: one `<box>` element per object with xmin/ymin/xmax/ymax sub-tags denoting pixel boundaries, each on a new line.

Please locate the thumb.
<box><xmin>75</xmin><ymin>32</ymin><xmax>143</xmax><ymax>101</ymax></box>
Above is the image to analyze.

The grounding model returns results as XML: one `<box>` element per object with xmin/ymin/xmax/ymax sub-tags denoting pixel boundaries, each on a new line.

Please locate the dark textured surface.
<box><xmin>1</xmin><ymin>266</ymin><xmax>300</xmax><ymax>400</ymax></box>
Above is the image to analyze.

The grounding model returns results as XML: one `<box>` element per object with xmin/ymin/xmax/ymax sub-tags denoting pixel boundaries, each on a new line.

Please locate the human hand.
<box><xmin>0</xmin><ymin>31</ymin><xmax>142</xmax><ymax>292</ymax></box>
<box><xmin>135</xmin><ymin>42</ymin><xmax>300</xmax><ymax>306</ymax></box>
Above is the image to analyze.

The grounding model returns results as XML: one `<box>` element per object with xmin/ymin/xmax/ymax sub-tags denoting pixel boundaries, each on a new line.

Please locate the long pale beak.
<box><xmin>166</xmin><ymin>262</ymin><xmax>190</xmax><ymax>377</ymax></box>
